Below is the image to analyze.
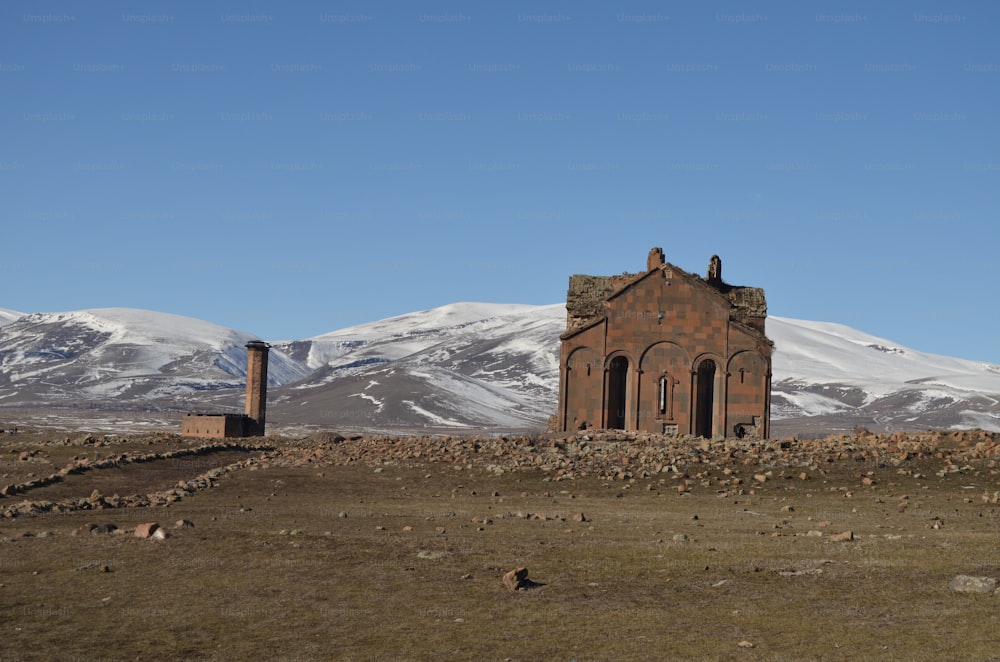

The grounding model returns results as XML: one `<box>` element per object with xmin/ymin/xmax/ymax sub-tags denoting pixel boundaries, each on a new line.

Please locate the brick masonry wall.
<box><xmin>244</xmin><ymin>345</ymin><xmax>269</xmax><ymax>436</ymax></box>
<box><xmin>181</xmin><ymin>414</ymin><xmax>247</xmax><ymax>439</ymax></box>
<box><xmin>559</xmin><ymin>258</ymin><xmax>772</xmax><ymax>437</ymax></box>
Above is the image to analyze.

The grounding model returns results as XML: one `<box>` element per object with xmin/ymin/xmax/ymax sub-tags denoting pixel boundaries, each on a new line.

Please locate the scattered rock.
<box><xmin>949</xmin><ymin>575</ymin><xmax>997</xmax><ymax>594</ymax></box>
<box><xmin>84</xmin><ymin>523</ymin><xmax>117</xmax><ymax>535</ymax></box>
<box><xmin>503</xmin><ymin>567</ymin><xmax>531</xmax><ymax>591</ymax></box>
<box><xmin>777</xmin><ymin>568</ymin><xmax>824</xmax><ymax>577</ymax></box>
<box><xmin>502</xmin><ymin>566</ymin><xmax>546</xmax><ymax>591</ymax></box>
<box><xmin>133</xmin><ymin>522</ymin><xmax>160</xmax><ymax>539</ymax></box>
<box><xmin>416</xmin><ymin>550</ymin><xmax>448</xmax><ymax>560</ymax></box>
<box><xmin>173</xmin><ymin>519</ymin><xmax>194</xmax><ymax>529</ymax></box>
<box><xmin>829</xmin><ymin>531</ymin><xmax>854</xmax><ymax>542</ymax></box>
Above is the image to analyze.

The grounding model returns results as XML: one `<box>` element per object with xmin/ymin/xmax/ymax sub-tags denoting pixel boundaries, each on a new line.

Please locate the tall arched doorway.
<box><xmin>606</xmin><ymin>356</ymin><xmax>628</xmax><ymax>429</ymax></box>
<box><xmin>694</xmin><ymin>359</ymin><xmax>716</xmax><ymax>438</ymax></box>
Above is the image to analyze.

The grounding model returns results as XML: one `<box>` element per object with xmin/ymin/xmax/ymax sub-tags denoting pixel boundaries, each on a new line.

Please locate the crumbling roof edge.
<box><xmin>560</xmin><ymin>314</ymin><xmax>606</xmax><ymax>341</ymax></box>
<box><xmin>729</xmin><ymin>318</ymin><xmax>773</xmax><ymax>345</ymax></box>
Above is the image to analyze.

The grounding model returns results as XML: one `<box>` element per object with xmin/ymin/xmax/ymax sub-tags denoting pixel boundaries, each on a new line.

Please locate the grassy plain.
<box><xmin>2</xmin><ymin>428</ymin><xmax>1000</xmax><ymax>661</ymax></box>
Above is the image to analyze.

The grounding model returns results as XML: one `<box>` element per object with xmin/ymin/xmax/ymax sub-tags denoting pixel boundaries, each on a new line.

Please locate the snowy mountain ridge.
<box><xmin>269</xmin><ymin>303</ymin><xmax>564</xmax><ymax>431</ymax></box>
<box><xmin>0</xmin><ymin>308</ymin><xmax>311</xmax><ymax>407</ymax></box>
<box><xmin>769</xmin><ymin>316</ymin><xmax>1000</xmax><ymax>396</ymax></box>
<box><xmin>0</xmin><ymin>308</ymin><xmax>24</xmax><ymax>327</ymax></box>
<box><xmin>1</xmin><ymin>303</ymin><xmax>999</xmax><ymax>433</ymax></box>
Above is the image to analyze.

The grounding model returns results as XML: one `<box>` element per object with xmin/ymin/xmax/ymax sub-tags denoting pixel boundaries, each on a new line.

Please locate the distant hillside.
<box><xmin>2</xmin><ymin>303</ymin><xmax>999</xmax><ymax>434</ymax></box>
<box><xmin>0</xmin><ymin>308</ymin><xmax>311</xmax><ymax>408</ymax></box>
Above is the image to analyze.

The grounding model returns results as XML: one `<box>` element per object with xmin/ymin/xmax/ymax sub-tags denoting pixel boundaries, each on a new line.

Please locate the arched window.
<box><xmin>657</xmin><ymin>373</ymin><xmax>675</xmax><ymax>420</ymax></box>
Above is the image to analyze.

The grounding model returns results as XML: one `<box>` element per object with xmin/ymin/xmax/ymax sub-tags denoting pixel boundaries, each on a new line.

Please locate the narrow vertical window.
<box><xmin>658</xmin><ymin>376</ymin><xmax>667</xmax><ymax>415</ymax></box>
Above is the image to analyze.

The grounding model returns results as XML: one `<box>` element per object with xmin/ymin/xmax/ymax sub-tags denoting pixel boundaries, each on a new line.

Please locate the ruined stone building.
<box><xmin>181</xmin><ymin>340</ymin><xmax>270</xmax><ymax>438</ymax></box>
<box><xmin>557</xmin><ymin>248</ymin><xmax>772</xmax><ymax>438</ymax></box>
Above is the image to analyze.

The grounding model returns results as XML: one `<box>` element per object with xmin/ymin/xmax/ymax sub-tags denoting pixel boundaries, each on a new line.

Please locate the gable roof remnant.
<box><xmin>563</xmin><ymin>248</ymin><xmax>767</xmax><ymax>335</ymax></box>
<box><xmin>565</xmin><ymin>274</ymin><xmax>619</xmax><ymax>331</ymax></box>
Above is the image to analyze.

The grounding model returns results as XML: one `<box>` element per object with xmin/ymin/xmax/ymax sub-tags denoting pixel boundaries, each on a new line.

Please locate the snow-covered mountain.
<box><xmin>0</xmin><ymin>308</ymin><xmax>311</xmax><ymax>408</ymax></box>
<box><xmin>2</xmin><ymin>303</ymin><xmax>999</xmax><ymax>434</ymax></box>
<box><xmin>0</xmin><ymin>309</ymin><xmax>25</xmax><ymax>326</ymax></box>
<box><xmin>270</xmin><ymin>303</ymin><xmax>562</xmax><ymax>431</ymax></box>
<box><xmin>768</xmin><ymin>317</ymin><xmax>1000</xmax><ymax>434</ymax></box>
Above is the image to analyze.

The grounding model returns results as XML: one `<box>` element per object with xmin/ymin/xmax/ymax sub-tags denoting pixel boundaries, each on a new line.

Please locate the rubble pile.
<box><xmin>3</xmin><ymin>428</ymin><xmax>998</xmax><ymax>519</ymax></box>
<box><xmin>261</xmin><ymin>428</ymin><xmax>1000</xmax><ymax>481</ymax></box>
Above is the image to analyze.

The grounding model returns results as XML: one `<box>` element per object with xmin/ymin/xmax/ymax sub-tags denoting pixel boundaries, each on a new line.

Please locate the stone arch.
<box><xmin>567</xmin><ymin>346</ymin><xmax>601</xmax><ymax>376</ymax></box>
<box><xmin>639</xmin><ymin>342</ymin><xmax>691</xmax><ymax>430</ymax></box>
<box><xmin>603</xmin><ymin>351</ymin><xmax>635</xmax><ymax>430</ymax></box>
<box><xmin>639</xmin><ymin>341</ymin><xmax>690</xmax><ymax>369</ymax></box>
<box><xmin>604</xmin><ymin>349</ymin><xmax>637</xmax><ymax>370</ymax></box>
<box><xmin>726</xmin><ymin>350</ymin><xmax>768</xmax><ymax>382</ymax></box>
<box><xmin>563</xmin><ymin>346</ymin><xmax>602</xmax><ymax>431</ymax></box>
<box><xmin>691</xmin><ymin>354</ymin><xmax>724</xmax><ymax>438</ymax></box>
<box><xmin>606</xmin><ymin>356</ymin><xmax>629</xmax><ymax>429</ymax></box>
<box><xmin>726</xmin><ymin>350</ymin><xmax>769</xmax><ymax>438</ymax></box>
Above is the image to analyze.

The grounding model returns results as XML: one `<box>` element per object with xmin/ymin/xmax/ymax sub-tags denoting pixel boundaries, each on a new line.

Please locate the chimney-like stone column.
<box><xmin>244</xmin><ymin>341</ymin><xmax>270</xmax><ymax>436</ymax></box>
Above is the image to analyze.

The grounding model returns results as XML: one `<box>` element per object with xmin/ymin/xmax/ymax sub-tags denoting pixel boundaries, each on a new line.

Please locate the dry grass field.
<box><xmin>3</xmin><ymin>426</ymin><xmax>1000</xmax><ymax>661</ymax></box>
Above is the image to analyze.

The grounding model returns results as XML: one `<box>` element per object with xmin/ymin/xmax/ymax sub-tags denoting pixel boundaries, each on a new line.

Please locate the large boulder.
<box><xmin>133</xmin><ymin>522</ymin><xmax>160</xmax><ymax>539</ymax></box>
<box><xmin>503</xmin><ymin>567</ymin><xmax>531</xmax><ymax>591</ymax></box>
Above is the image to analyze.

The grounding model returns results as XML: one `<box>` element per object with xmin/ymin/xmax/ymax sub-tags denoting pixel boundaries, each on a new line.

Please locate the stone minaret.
<box><xmin>244</xmin><ymin>341</ymin><xmax>270</xmax><ymax>436</ymax></box>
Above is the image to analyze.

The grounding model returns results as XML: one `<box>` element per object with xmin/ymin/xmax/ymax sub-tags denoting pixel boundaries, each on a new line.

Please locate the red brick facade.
<box><xmin>180</xmin><ymin>413</ymin><xmax>250</xmax><ymax>439</ymax></box>
<box><xmin>557</xmin><ymin>248</ymin><xmax>772</xmax><ymax>438</ymax></box>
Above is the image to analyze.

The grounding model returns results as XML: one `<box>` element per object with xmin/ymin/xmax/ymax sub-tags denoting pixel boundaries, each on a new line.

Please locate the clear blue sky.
<box><xmin>3</xmin><ymin>1</ymin><xmax>999</xmax><ymax>361</ymax></box>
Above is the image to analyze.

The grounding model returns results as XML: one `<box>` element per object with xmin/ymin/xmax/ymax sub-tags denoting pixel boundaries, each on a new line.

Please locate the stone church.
<box><xmin>557</xmin><ymin>248</ymin><xmax>772</xmax><ymax>438</ymax></box>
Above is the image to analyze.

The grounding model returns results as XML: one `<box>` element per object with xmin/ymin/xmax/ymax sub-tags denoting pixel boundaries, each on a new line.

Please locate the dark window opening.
<box><xmin>695</xmin><ymin>359</ymin><xmax>716</xmax><ymax>438</ymax></box>
<box><xmin>607</xmin><ymin>356</ymin><xmax>628</xmax><ymax>430</ymax></box>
